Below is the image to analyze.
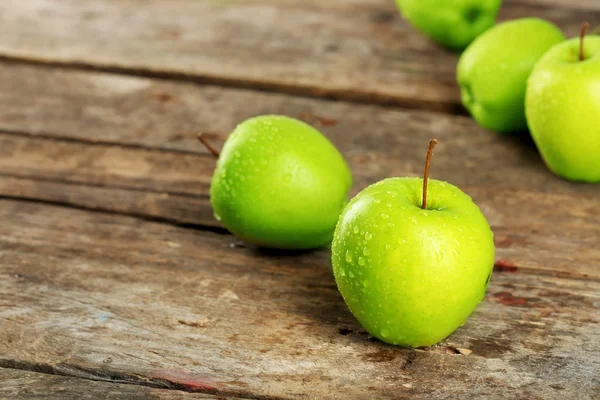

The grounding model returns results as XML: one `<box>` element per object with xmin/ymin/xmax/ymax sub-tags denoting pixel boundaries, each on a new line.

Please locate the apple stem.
<box><xmin>422</xmin><ymin>139</ymin><xmax>438</xmax><ymax>210</ymax></box>
<box><xmin>580</xmin><ymin>21</ymin><xmax>589</xmax><ymax>61</ymax></box>
<box><xmin>198</xmin><ymin>133</ymin><xmax>220</xmax><ymax>158</ymax></box>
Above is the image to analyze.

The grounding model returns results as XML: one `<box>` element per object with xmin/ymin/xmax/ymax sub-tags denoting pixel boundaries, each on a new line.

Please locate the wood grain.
<box><xmin>0</xmin><ymin>368</ymin><xmax>239</xmax><ymax>399</ymax></box>
<box><xmin>0</xmin><ymin>64</ymin><xmax>598</xmax><ymax>279</ymax></box>
<box><xmin>0</xmin><ymin>1</ymin><xmax>598</xmax><ymax>398</ymax></box>
<box><xmin>0</xmin><ymin>0</ymin><xmax>597</xmax><ymax>112</ymax></box>
<box><xmin>0</xmin><ymin>199</ymin><xmax>598</xmax><ymax>399</ymax></box>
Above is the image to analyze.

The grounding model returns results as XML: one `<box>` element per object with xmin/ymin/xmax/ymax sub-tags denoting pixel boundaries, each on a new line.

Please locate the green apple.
<box><xmin>208</xmin><ymin>115</ymin><xmax>352</xmax><ymax>249</ymax></box>
<box><xmin>458</xmin><ymin>18</ymin><xmax>565</xmax><ymax>133</ymax></box>
<box><xmin>395</xmin><ymin>0</ymin><xmax>502</xmax><ymax>50</ymax></box>
<box><xmin>526</xmin><ymin>34</ymin><xmax>600</xmax><ymax>182</ymax></box>
<box><xmin>331</xmin><ymin>141</ymin><xmax>494</xmax><ymax>347</ymax></box>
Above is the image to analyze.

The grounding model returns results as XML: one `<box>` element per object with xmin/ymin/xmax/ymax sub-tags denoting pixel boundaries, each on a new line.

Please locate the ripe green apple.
<box><xmin>526</xmin><ymin>35</ymin><xmax>600</xmax><ymax>182</ymax></box>
<box><xmin>458</xmin><ymin>18</ymin><xmax>565</xmax><ymax>133</ymax></box>
<box><xmin>331</xmin><ymin>164</ymin><xmax>494</xmax><ymax>347</ymax></box>
<box><xmin>209</xmin><ymin>115</ymin><xmax>352</xmax><ymax>249</ymax></box>
<box><xmin>395</xmin><ymin>0</ymin><xmax>502</xmax><ymax>50</ymax></box>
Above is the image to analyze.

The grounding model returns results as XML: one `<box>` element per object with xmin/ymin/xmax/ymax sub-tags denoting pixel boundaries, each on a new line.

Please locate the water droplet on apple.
<box><xmin>380</xmin><ymin>328</ymin><xmax>390</xmax><ymax>338</ymax></box>
<box><xmin>283</xmin><ymin>173</ymin><xmax>292</xmax><ymax>182</ymax></box>
<box><xmin>353</xmin><ymin>226</ymin><xmax>359</xmax><ymax>234</ymax></box>
<box><xmin>345</xmin><ymin>250</ymin><xmax>353</xmax><ymax>263</ymax></box>
<box><xmin>385</xmin><ymin>244</ymin><xmax>391</xmax><ymax>250</ymax></box>
<box><xmin>339</xmin><ymin>268</ymin><xmax>346</xmax><ymax>277</ymax></box>
<box><xmin>381</xmin><ymin>213</ymin><xmax>389</xmax><ymax>219</ymax></box>
<box><xmin>358</xmin><ymin>257</ymin><xmax>365</xmax><ymax>266</ymax></box>
<box><xmin>363</xmin><ymin>247</ymin><xmax>370</xmax><ymax>256</ymax></box>
<box><xmin>365</xmin><ymin>232</ymin><xmax>372</xmax><ymax>240</ymax></box>
<box><xmin>349</xmin><ymin>271</ymin><xmax>354</xmax><ymax>278</ymax></box>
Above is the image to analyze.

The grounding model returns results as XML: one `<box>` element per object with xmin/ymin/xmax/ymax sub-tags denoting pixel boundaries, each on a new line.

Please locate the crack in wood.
<box><xmin>0</xmin><ymin>170</ymin><xmax>206</xmax><ymax>200</ymax></box>
<box><xmin>0</xmin><ymin>360</ymin><xmax>283</xmax><ymax>400</ymax></box>
<box><xmin>0</xmin><ymin>127</ymin><xmax>209</xmax><ymax>157</ymax></box>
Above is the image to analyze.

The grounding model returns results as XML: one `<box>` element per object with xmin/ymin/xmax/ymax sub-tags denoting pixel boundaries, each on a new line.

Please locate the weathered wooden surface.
<box><xmin>0</xmin><ymin>199</ymin><xmax>598</xmax><ymax>399</ymax></box>
<box><xmin>0</xmin><ymin>63</ymin><xmax>598</xmax><ymax>280</ymax></box>
<box><xmin>0</xmin><ymin>368</ymin><xmax>237</xmax><ymax>399</ymax></box>
<box><xmin>0</xmin><ymin>0</ymin><xmax>597</xmax><ymax>112</ymax></box>
<box><xmin>0</xmin><ymin>0</ymin><xmax>599</xmax><ymax>398</ymax></box>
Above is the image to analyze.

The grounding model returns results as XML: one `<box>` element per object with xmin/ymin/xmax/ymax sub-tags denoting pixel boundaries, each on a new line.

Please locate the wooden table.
<box><xmin>0</xmin><ymin>1</ymin><xmax>598</xmax><ymax>398</ymax></box>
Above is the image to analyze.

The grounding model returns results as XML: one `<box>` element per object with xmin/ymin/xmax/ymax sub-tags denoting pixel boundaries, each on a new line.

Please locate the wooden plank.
<box><xmin>0</xmin><ymin>64</ymin><xmax>597</xmax><ymax>279</ymax></box>
<box><xmin>0</xmin><ymin>199</ymin><xmax>598</xmax><ymax>399</ymax></box>
<box><xmin>0</xmin><ymin>368</ymin><xmax>238</xmax><ymax>399</ymax></box>
<box><xmin>0</xmin><ymin>1</ymin><xmax>597</xmax><ymax>112</ymax></box>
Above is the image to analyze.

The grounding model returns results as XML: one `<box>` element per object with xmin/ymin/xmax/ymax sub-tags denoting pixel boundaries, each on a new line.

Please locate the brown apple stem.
<box><xmin>580</xmin><ymin>21</ymin><xmax>590</xmax><ymax>61</ymax></box>
<box><xmin>198</xmin><ymin>133</ymin><xmax>220</xmax><ymax>158</ymax></box>
<box><xmin>422</xmin><ymin>138</ymin><xmax>438</xmax><ymax>210</ymax></box>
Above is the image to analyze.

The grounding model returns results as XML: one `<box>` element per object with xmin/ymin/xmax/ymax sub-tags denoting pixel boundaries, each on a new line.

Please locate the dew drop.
<box><xmin>345</xmin><ymin>250</ymin><xmax>353</xmax><ymax>263</ymax></box>
<box><xmin>349</xmin><ymin>271</ymin><xmax>355</xmax><ymax>278</ymax></box>
<box><xmin>358</xmin><ymin>257</ymin><xmax>365</xmax><ymax>266</ymax></box>
<box><xmin>385</xmin><ymin>244</ymin><xmax>391</xmax><ymax>250</ymax></box>
<box><xmin>381</xmin><ymin>328</ymin><xmax>390</xmax><ymax>338</ymax></box>
<box><xmin>353</xmin><ymin>226</ymin><xmax>359</xmax><ymax>234</ymax></box>
<box><xmin>363</xmin><ymin>247</ymin><xmax>371</xmax><ymax>256</ymax></box>
<box><xmin>365</xmin><ymin>232</ymin><xmax>373</xmax><ymax>240</ymax></box>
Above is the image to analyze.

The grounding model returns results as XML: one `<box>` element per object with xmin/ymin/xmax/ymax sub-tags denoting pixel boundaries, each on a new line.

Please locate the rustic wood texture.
<box><xmin>0</xmin><ymin>63</ymin><xmax>598</xmax><ymax>280</ymax></box>
<box><xmin>0</xmin><ymin>199</ymin><xmax>598</xmax><ymax>399</ymax></box>
<box><xmin>0</xmin><ymin>0</ymin><xmax>599</xmax><ymax>398</ymax></box>
<box><xmin>0</xmin><ymin>0</ymin><xmax>598</xmax><ymax>112</ymax></box>
<box><xmin>0</xmin><ymin>368</ymin><xmax>238</xmax><ymax>399</ymax></box>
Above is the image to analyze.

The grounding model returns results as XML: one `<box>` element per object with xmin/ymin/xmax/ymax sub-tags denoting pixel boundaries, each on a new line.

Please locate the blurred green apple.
<box><xmin>395</xmin><ymin>0</ymin><xmax>502</xmax><ymax>50</ymax></box>
<box><xmin>208</xmin><ymin>115</ymin><xmax>352</xmax><ymax>249</ymax></box>
<box><xmin>332</xmin><ymin>140</ymin><xmax>494</xmax><ymax>347</ymax></box>
<box><xmin>526</xmin><ymin>33</ymin><xmax>600</xmax><ymax>182</ymax></box>
<box><xmin>458</xmin><ymin>18</ymin><xmax>565</xmax><ymax>133</ymax></box>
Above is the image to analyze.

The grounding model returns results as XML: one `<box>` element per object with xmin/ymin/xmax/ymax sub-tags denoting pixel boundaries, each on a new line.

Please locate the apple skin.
<box><xmin>331</xmin><ymin>177</ymin><xmax>495</xmax><ymax>347</ymax></box>
<box><xmin>395</xmin><ymin>0</ymin><xmax>502</xmax><ymax>50</ymax></box>
<box><xmin>458</xmin><ymin>18</ymin><xmax>565</xmax><ymax>133</ymax></box>
<box><xmin>526</xmin><ymin>36</ymin><xmax>600</xmax><ymax>182</ymax></box>
<box><xmin>211</xmin><ymin>115</ymin><xmax>352</xmax><ymax>249</ymax></box>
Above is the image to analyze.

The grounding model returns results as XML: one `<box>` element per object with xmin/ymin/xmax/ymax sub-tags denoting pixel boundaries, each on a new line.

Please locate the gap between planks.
<box><xmin>0</xmin><ymin>56</ymin><xmax>466</xmax><ymax>116</ymax></box>
<box><xmin>0</xmin><ymin>190</ymin><xmax>227</xmax><ymax>236</ymax></box>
